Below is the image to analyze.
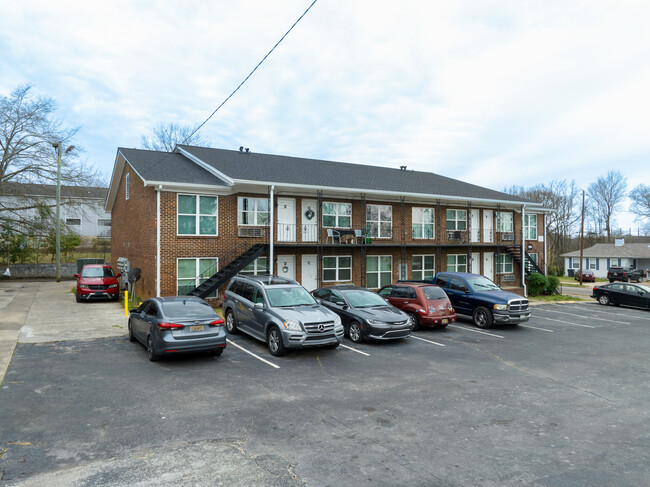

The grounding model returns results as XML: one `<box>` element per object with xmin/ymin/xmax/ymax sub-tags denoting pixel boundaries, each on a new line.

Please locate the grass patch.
<box><xmin>531</xmin><ymin>294</ymin><xmax>587</xmax><ymax>302</ymax></box>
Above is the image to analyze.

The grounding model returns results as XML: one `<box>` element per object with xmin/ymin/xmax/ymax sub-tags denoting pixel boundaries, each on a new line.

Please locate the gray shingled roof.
<box><xmin>562</xmin><ymin>243</ymin><xmax>650</xmax><ymax>258</ymax></box>
<box><xmin>1</xmin><ymin>182</ymin><xmax>107</xmax><ymax>199</ymax></box>
<box><xmin>119</xmin><ymin>148</ymin><xmax>230</xmax><ymax>186</ymax></box>
<box><xmin>176</xmin><ymin>145</ymin><xmax>533</xmax><ymax>204</ymax></box>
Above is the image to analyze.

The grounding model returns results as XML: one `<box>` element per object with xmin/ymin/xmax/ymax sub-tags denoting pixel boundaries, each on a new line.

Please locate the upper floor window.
<box><xmin>178</xmin><ymin>194</ymin><xmax>218</xmax><ymax>235</ymax></box>
<box><xmin>496</xmin><ymin>211</ymin><xmax>514</xmax><ymax>232</ymax></box>
<box><xmin>412</xmin><ymin>207</ymin><xmax>435</xmax><ymax>239</ymax></box>
<box><xmin>125</xmin><ymin>172</ymin><xmax>130</xmax><ymax>200</ymax></box>
<box><xmin>238</xmin><ymin>197</ymin><xmax>269</xmax><ymax>226</ymax></box>
<box><xmin>524</xmin><ymin>214</ymin><xmax>537</xmax><ymax>240</ymax></box>
<box><xmin>322</xmin><ymin>202</ymin><xmax>351</xmax><ymax>228</ymax></box>
<box><xmin>367</xmin><ymin>204</ymin><xmax>392</xmax><ymax>238</ymax></box>
<box><xmin>446</xmin><ymin>209</ymin><xmax>467</xmax><ymax>231</ymax></box>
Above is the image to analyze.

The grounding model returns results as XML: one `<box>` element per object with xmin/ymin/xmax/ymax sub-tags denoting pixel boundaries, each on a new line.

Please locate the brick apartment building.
<box><xmin>105</xmin><ymin>145</ymin><xmax>549</xmax><ymax>302</ymax></box>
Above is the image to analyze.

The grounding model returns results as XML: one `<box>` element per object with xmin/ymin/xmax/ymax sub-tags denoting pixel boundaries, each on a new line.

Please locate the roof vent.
<box><xmin>400</xmin><ymin>165</ymin><xmax>407</xmax><ymax>171</ymax></box>
<box><xmin>245</xmin><ymin>148</ymin><xmax>249</xmax><ymax>153</ymax></box>
<box><xmin>239</xmin><ymin>146</ymin><xmax>243</xmax><ymax>152</ymax></box>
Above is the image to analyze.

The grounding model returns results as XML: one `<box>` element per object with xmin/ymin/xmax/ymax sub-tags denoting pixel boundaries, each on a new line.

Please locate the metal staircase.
<box><xmin>188</xmin><ymin>244</ymin><xmax>268</xmax><ymax>299</ymax></box>
<box><xmin>503</xmin><ymin>245</ymin><xmax>545</xmax><ymax>277</ymax></box>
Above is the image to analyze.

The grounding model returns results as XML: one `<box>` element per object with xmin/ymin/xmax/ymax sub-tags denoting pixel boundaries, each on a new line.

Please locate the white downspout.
<box><xmin>269</xmin><ymin>185</ymin><xmax>274</xmax><ymax>275</ymax></box>
<box><xmin>522</xmin><ymin>204</ymin><xmax>527</xmax><ymax>297</ymax></box>
<box><xmin>156</xmin><ymin>186</ymin><xmax>161</xmax><ymax>296</ymax></box>
<box><xmin>544</xmin><ymin>213</ymin><xmax>548</xmax><ymax>275</ymax></box>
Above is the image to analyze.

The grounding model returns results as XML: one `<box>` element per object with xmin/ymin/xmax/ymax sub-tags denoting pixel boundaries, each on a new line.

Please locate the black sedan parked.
<box><xmin>128</xmin><ymin>296</ymin><xmax>227</xmax><ymax>361</ymax></box>
<box><xmin>312</xmin><ymin>285</ymin><xmax>412</xmax><ymax>343</ymax></box>
<box><xmin>592</xmin><ymin>283</ymin><xmax>650</xmax><ymax>310</ymax></box>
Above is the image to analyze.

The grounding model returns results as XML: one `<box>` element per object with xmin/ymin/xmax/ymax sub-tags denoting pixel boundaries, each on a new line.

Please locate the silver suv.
<box><xmin>223</xmin><ymin>275</ymin><xmax>344</xmax><ymax>356</ymax></box>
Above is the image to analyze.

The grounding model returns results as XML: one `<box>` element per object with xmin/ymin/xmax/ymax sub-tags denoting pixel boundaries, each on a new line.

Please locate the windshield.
<box><xmin>266</xmin><ymin>287</ymin><xmax>316</xmax><ymax>307</ymax></box>
<box><xmin>422</xmin><ymin>286</ymin><xmax>448</xmax><ymax>300</ymax></box>
<box><xmin>344</xmin><ymin>290</ymin><xmax>387</xmax><ymax>308</ymax></box>
<box><xmin>162</xmin><ymin>301</ymin><xmax>216</xmax><ymax>319</ymax></box>
<box><xmin>81</xmin><ymin>267</ymin><xmax>114</xmax><ymax>278</ymax></box>
<box><xmin>466</xmin><ymin>276</ymin><xmax>501</xmax><ymax>291</ymax></box>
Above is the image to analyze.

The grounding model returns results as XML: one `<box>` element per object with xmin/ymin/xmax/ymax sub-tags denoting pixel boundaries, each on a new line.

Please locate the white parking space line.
<box><xmin>340</xmin><ymin>343</ymin><xmax>370</xmax><ymax>356</ymax></box>
<box><xmin>411</xmin><ymin>335</ymin><xmax>446</xmax><ymax>346</ymax></box>
<box><xmin>226</xmin><ymin>339</ymin><xmax>280</xmax><ymax>369</ymax></box>
<box><xmin>449</xmin><ymin>325</ymin><xmax>504</xmax><ymax>338</ymax></box>
<box><xmin>541</xmin><ymin>308</ymin><xmax>630</xmax><ymax>324</ymax></box>
<box><xmin>559</xmin><ymin>304</ymin><xmax>650</xmax><ymax>320</ymax></box>
<box><xmin>518</xmin><ymin>324</ymin><xmax>554</xmax><ymax>332</ymax></box>
<box><xmin>537</xmin><ymin>317</ymin><xmax>594</xmax><ymax>328</ymax></box>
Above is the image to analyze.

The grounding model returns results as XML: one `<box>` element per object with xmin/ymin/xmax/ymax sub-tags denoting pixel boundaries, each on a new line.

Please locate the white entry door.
<box><xmin>483</xmin><ymin>210</ymin><xmax>494</xmax><ymax>243</ymax></box>
<box><xmin>471</xmin><ymin>253</ymin><xmax>480</xmax><ymax>274</ymax></box>
<box><xmin>277</xmin><ymin>255</ymin><xmax>296</xmax><ymax>280</ymax></box>
<box><xmin>301</xmin><ymin>254</ymin><xmax>318</xmax><ymax>291</ymax></box>
<box><xmin>277</xmin><ymin>198</ymin><xmax>296</xmax><ymax>242</ymax></box>
<box><xmin>301</xmin><ymin>199</ymin><xmax>318</xmax><ymax>242</ymax></box>
<box><xmin>483</xmin><ymin>252</ymin><xmax>494</xmax><ymax>281</ymax></box>
<box><xmin>470</xmin><ymin>209</ymin><xmax>480</xmax><ymax>243</ymax></box>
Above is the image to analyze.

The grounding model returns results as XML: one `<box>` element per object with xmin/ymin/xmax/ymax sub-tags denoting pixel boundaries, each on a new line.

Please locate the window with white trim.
<box><xmin>525</xmin><ymin>253</ymin><xmax>538</xmax><ymax>273</ymax></box>
<box><xmin>412</xmin><ymin>207</ymin><xmax>435</xmax><ymax>239</ymax></box>
<box><xmin>366</xmin><ymin>204</ymin><xmax>392</xmax><ymax>238</ymax></box>
<box><xmin>587</xmin><ymin>258</ymin><xmax>597</xmax><ymax>270</ymax></box>
<box><xmin>238</xmin><ymin>197</ymin><xmax>269</xmax><ymax>226</ymax></box>
<box><xmin>322</xmin><ymin>256</ymin><xmax>352</xmax><ymax>282</ymax></box>
<box><xmin>178</xmin><ymin>194</ymin><xmax>218</xmax><ymax>235</ymax></box>
<box><xmin>177</xmin><ymin>258</ymin><xmax>218</xmax><ymax>298</ymax></box>
<box><xmin>65</xmin><ymin>218</ymin><xmax>81</xmax><ymax>227</ymax></box>
<box><xmin>446</xmin><ymin>209</ymin><xmax>467</xmax><ymax>231</ymax></box>
<box><xmin>322</xmin><ymin>202</ymin><xmax>352</xmax><ymax>228</ymax></box>
<box><xmin>523</xmin><ymin>214</ymin><xmax>537</xmax><ymax>240</ymax></box>
<box><xmin>412</xmin><ymin>255</ymin><xmax>435</xmax><ymax>280</ymax></box>
<box><xmin>496</xmin><ymin>254</ymin><xmax>513</xmax><ymax>274</ymax></box>
<box><xmin>446</xmin><ymin>254</ymin><xmax>467</xmax><ymax>272</ymax></box>
<box><xmin>571</xmin><ymin>258</ymin><xmax>580</xmax><ymax>269</ymax></box>
<box><xmin>240</xmin><ymin>257</ymin><xmax>268</xmax><ymax>276</ymax></box>
<box><xmin>98</xmin><ymin>219</ymin><xmax>111</xmax><ymax>228</ymax></box>
<box><xmin>496</xmin><ymin>212</ymin><xmax>514</xmax><ymax>232</ymax></box>
<box><xmin>125</xmin><ymin>172</ymin><xmax>130</xmax><ymax>200</ymax></box>
<box><xmin>366</xmin><ymin>255</ymin><xmax>392</xmax><ymax>288</ymax></box>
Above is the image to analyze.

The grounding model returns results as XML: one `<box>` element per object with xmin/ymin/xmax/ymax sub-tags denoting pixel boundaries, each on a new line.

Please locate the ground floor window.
<box><xmin>412</xmin><ymin>255</ymin><xmax>435</xmax><ymax>280</ymax></box>
<box><xmin>240</xmin><ymin>257</ymin><xmax>268</xmax><ymax>276</ymax></box>
<box><xmin>496</xmin><ymin>254</ymin><xmax>513</xmax><ymax>274</ymax></box>
<box><xmin>525</xmin><ymin>253</ymin><xmax>538</xmax><ymax>272</ymax></box>
<box><xmin>587</xmin><ymin>258</ymin><xmax>597</xmax><ymax>270</ymax></box>
<box><xmin>323</xmin><ymin>256</ymin><xmax>352</xmax><ymax>282</ymax></box>
<box><xmin>367</xmin><ymin>255</ymin><xmax>392</xmax><ymax>288</ymax></box>
<box><xmin>446</xmin><ymin>254</ymin><xmax>467</xmax><ymax>272</ymax></box>
<box><xmin>177</xmin><ymin>258</ymin><xmax>218</xmax><ymax>298</ymax></box>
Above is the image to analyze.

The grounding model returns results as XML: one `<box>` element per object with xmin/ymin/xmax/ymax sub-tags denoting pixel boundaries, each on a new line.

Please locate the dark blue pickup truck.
<box><xmin>431</xmin><ymin>272</ymin><xmax>530</xmax><ymax>328</ymax></box>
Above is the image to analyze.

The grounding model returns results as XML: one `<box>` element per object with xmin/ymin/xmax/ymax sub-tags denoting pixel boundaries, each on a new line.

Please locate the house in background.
<box><xmin>0</xmin><ymin>182</ymin><xmax>111</xmax><ymax>242</ymax></box>
<box><xmin>105</xmin><ymin>145</ymin><xmax>550</xmax><ymax>302</ymax></box>
<box><xmin>562</xmin><ymin>240</ymin><xmax>650</xmax><ymax>278</ymax></box>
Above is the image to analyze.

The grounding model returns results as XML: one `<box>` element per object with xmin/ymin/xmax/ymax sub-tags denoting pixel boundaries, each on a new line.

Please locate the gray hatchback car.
<box><xmin>223</xmin><ymin>275</ymin><xmax>344</xmax><ymax>356</ymax></box>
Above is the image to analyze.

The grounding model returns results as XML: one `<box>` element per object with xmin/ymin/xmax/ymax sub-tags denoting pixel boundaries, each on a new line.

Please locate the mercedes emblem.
<box><xmin>318</xmin><ymin>324</ymin><xmax>325</xmax><ymax>332</ymax></box>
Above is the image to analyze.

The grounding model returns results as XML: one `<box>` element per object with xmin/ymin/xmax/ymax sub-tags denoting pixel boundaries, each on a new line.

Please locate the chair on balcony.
<box><xmin>326</xmin><ymin>229</ymin><xmax>341</xmax><ymax>244</ymax></box>
<box><xmin>354</xmin><ymin>229</ymin><xmax>364</xmax><ymax>243</ymax></box>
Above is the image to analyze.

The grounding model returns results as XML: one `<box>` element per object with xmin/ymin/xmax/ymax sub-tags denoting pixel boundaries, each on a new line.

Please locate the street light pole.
<box><xmin>53</xmin><ymin>142</ymin><xmax>62</xmax><ymax>282</ymax></box>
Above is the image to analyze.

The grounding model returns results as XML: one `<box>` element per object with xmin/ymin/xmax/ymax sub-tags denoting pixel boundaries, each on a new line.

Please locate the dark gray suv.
<box><xmin>223</xmin><ymin>275</ymin><xmax>344</xmax><ymax>356</ymax></box>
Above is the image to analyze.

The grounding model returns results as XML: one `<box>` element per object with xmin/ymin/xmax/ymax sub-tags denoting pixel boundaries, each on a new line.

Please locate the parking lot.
<box><xmin>1</xmin><ymin>281</ymin><xmax>649</xmax><ymax>486</ymax></box>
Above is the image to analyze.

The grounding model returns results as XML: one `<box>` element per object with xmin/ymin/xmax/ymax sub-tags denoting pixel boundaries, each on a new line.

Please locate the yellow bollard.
<box><xmin>124</xmin><ymin>290</ymin><xmax>128</xmax><ymax>317</ymax></box>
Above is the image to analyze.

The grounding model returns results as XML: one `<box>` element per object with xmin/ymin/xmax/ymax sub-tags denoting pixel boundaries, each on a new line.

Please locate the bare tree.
<box><xmin>586</xmin><ymin>170</ymin><xmax>627</xmax><ymax>240</ymax></box>
<box><xmin>0</xmin><ymin>84</ymin><xmax>101</xmax><ymax>234</ymax></box>
<box><xmin>629</xmin><ymin>184</ymin><xmax>650</xmax><ymax>221</ymax></box>
<box><xmin>141</xmin><ymin>122</ymin><xmax>209</xmax><ymax>152</ymax></box>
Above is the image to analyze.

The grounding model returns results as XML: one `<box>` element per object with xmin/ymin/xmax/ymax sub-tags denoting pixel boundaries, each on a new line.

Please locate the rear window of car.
<box><xmin>81</xmin><ymin>267</ymin><xmax>114</xmax><ymax>278</ymax></box>
<box><xmin>421</xmin><ymin>286</ymin><xmax>447</xmax><ymax>300</ymax></box>
<box><xmin>162</xmin><ymin>301</ymin><xmax>216</xmax><ymax>319</ymax></box>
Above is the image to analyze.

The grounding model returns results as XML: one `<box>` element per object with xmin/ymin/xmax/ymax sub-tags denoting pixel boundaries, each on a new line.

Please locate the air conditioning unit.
<box><xmin>238</xmin><ymin>227</ymin><xmax>262</xmax><ymax>238</ymax></box>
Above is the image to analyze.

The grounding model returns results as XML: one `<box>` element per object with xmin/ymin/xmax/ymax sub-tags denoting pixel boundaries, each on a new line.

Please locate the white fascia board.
<box><xmin>231</xmin><ymin>178</ymin><xmax>549</xmax><ymax>209</ymax></box>
<box><xmin>146</xmin><ymin>181</ymin><xmax>233</xmax><ymax>195</ymax></box>
<box><xmin>176</xmin><ymin>147</ymin><xmax>234</xmax><ymax>186</ymax></box>
<box><xmin>105</xmin><ymin>151</ymin><xmax>150</xmax><ymax>212</ymax></box>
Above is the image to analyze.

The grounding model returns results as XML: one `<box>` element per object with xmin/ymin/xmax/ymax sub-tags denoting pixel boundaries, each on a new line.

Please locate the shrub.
<box><xmin>546</xmin><ymin>275</ymin><xmax>560</xmax><ymax>294</ymax></box>
<box><xmin>527</xmin><ymin>272</ymin><xmax>548</xmax><ymax>296</ymax></box>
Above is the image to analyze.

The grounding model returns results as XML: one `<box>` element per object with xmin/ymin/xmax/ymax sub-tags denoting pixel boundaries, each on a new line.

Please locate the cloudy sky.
<box><xmin>2</xmin><ymin>0</ymin><xmax>649</xmax><ymax>231</ymax></box>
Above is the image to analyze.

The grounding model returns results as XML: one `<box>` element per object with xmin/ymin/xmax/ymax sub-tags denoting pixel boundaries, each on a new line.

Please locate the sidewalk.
<box><xmin>0</xmin><ymin>280</ymin><xmax>127</xmax><ymax>385</ymax></box>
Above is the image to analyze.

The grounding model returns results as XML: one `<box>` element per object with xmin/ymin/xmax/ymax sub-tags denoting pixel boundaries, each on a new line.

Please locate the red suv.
<box><xmin>378</xmin><ymin>282</ymin><xmax>456</xmax><ymax>329</ymax></box>
<box><xmin>75</xmin><ymin>264</ymin><xmax>121</xmax><ymax>302</ymax></box>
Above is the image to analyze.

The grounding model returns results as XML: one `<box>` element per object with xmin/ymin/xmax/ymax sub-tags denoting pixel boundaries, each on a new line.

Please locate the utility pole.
<box><xmin>53</xmin><ymin>142</ymin><xmax>62</xmax><ymax>282</ymax></box>
<box><xmin>578</xmin><ymin>190</ymin><xmax>585</xmax><ymax>285</ymax></box>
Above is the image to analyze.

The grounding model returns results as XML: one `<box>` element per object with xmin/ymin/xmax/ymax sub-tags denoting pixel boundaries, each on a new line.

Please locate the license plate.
<box><xmin>520</xmin><ymin>315</ymin><xmax>527</xmax><ymax>320</ymax></box>
<box><xmin>190</xmin><ymin>325</ymin><xmax>203</xmax><ymax>332</ymax></box>
<box><xmin>442</xmin><ymin>319</ymin><xmax>448</xmax><ymax>324</ymax></box>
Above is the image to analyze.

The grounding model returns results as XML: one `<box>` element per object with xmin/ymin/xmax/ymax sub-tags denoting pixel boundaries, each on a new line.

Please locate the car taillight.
<box><xmin>209</xmin><ymin>319</ymin><xmax>225</xmax><ymax>327</ymax></box>
<box><xmin>593</xmin><ymin>287</ymin><xmax>597</xmax><ymax>292</ymax></box>
<box><xmin>158</xmin><ymin>322</ymin><xmax>183</xmax><ymax>329</ymax></box>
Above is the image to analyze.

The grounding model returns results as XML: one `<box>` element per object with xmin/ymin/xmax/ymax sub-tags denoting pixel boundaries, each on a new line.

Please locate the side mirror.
<box><xmin>128</xmin><ymin>308</ymin><xmax>139</xmax><ymax>313</ymax></box>
<box><xmin>74</xmin><ymin>273</ymin><xmax>79</xmax><ymax>278</ymax></box>
<box><xmin>342</xmin><ymin>304</ymin><xmax>350</xmax><ymax>310</ymax></box>
<box><xmin>116</xmin><ymin>273</ymin><xmax>121</xmax><ymax>278</ymax></box>
<box><xmin>254</xmin><ymin>302</ymin><xmax>264</xmax><ymax>310</ymax></box>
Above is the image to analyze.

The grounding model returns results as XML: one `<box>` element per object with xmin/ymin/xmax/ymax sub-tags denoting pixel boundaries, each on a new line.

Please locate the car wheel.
<box><xmin>598</xmin><ymin>294</ymin><xmax>610</xmax><ymax>306</ymax></box>
<box><xmin>225</xmin><ymin>310</ymin><xmax>238</xmax><ymax>334</ymax></box>
<box><xmin>267</xmin><ymin>326</ymin><xmax>286</xmax><ymax>357</ymax></box>
<box><xmin>128</xmin><ymin>320</ymin><xmax>136</xmax><ymax>342</ymax></box>
<box><xmin>408</xmin><ymin>313</ymin><xmax>420</xmax><ymax>331</ymax></box>
<box><xmin>147</xmin><ymin>335</ymin><xmax>159</xmax><ymax>362</ymax></box>
<box><xmin>473</xmin><ymin>306</ymin><xmax>493</xmax><ymax>329</ymax></box>
<box><xmin>349</xmin><ymin>321</ymin><xmax>364</xmax><ymax>343</ymax></box>
<box><xmin>75</xmin><ymin>292</ymin><xmax>81</xmax><ymax>303</ymax></box>
<box><xmin>609</xmin><ymin>279</ymin><xmax>614</xmax><ymax>283</ymax></box>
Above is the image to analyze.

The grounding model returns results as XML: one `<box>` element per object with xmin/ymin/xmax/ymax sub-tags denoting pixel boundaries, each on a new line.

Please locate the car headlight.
<box><xmin>107</xmin><ymin>284</ymin><xmax>118</xmax><ymax>289</ymax></box>
<box><xmin>79</xmin><ymin>284</ymin><xmax>89</xmax><ymax>289</ymax></box>
<box><xmin>366</xmin><ymin>319</ymin><xmax>385</xmax><ymax>325</ymax></box>
<box><xmin>332</xmin><ymin>315</ymin><xmax>341</xmax><ymax>326</ymax></box>
<box><xmin>283</xmin><ymin>320</ymin><xmax>302</xmax><ymax>331</ymax></box>
<box><xmin>494</xmin><ymin>304</ymin><xmax>508</xmax><ymax>311</ymax></box>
